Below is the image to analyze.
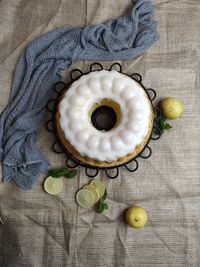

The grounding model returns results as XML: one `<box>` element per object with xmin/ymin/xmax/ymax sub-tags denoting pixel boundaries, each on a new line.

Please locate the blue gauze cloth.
<box><xmin>0</xmin><ymin>0</ymin><xmax>159</xmax><ymax>189</ymax></box>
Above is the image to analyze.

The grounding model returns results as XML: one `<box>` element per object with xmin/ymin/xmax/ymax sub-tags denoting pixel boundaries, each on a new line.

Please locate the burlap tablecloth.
<box><xmin>0</xmin><ymin>1</ymin><xmax>199</xmax><ymax>266</ymax></box>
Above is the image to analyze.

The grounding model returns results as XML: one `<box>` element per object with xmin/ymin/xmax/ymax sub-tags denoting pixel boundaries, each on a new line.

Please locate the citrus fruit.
<box><xmin>159</xmin><ymin>97</ymin><xmax>184</xmax><ymax>120</ymax></box>
<box><xmin>84</xmin><ymin>185</ymin><xmax>100</xmax><ymax>203</ymax></box>
<box><xmin>125</xmin><ymin>206</ymin><xmax>148</xmax><ymax>228</ymax></box>
<box><xmin>76</xmin><ymin>189</ymin><xmax>95</xmax><ymax>208</ymax></box>
<box><xmin>90</xmin><ymin>179</ymin><xmax>105</xmax><ymax>198</ymax></box>
<box><xmin>44</xmin><ymin>176</ymin><xmax>63</xmax><ymax>195</ymax></box>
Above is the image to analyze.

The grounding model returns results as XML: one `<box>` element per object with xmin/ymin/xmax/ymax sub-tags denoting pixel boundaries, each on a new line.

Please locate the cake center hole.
<box><xmin>91</xmin><ymin>105</ymin><xmax>117</xmax><ymax>131</ymax></box>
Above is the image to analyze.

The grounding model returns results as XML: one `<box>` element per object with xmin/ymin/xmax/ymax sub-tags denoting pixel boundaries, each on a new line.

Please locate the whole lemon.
<box><xmin>159</xmin><ymin>97</ymin><xmax>184</xmax><ymax>120</ymax></box>
<box><xmin>125</xmin><ymin>206</ymin><xmax>148</xmax><ymax>228</ymax></box>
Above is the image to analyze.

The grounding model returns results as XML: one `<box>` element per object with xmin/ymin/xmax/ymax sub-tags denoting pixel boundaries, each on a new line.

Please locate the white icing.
<box><xmin>69</xmin><ymin>121</ymin><xmax>83</xmax><ymax>132</ymax></box>
<box><xmin>132</xmin><ymin>97</ymin><xmax>143</xmax><ymax>109</ymax></box>
<box><xmin>70</xmin><ymin>95</ymin><xmax>85</xmax><ymax>106</ymax></box>
<box><xmin>87</xmin><ymin>135</ymin><xmax>99</xmax><ymax>149</ymax></box>
<box><xmin>77</xmin><ymin>85</ymin><xmax>91</xmax><ymax>97</ymax></box>
<box><xmin>76</xmin><ymin>129</ymin><xmax>90</xmax><ymax>142</ymax></box>
<box><xmin>121</xmin><ymin>87</ymin><xmax>136</xmax><ymax>100</ymax></box>
<box><xmin>101</xmin><ymin>77</ymin><xmax>113</xmax><ymax>92</ymax></box>
<box><xmin>65</xmin><ymin>109</ymin><xmax>81</xmax><ymax>120</ymax></box>
<box><xmin>125</xmin><ymin>122</ymin><xmax>141</xmax><ymax>132</ymax></box>
<box><xmin>99</xmin><ymin>137</ymin><xmax>111</xmax><ymax>152</ymax></box>
<box><xmin>133</xmin><ymin>112</ymin><xmax>144</xmax><ymax>120</ymax></box>
<box><xmin>112</xmin><ymin>78</ymin><xmax>124</xmax><ymax>94</ymax></box>
<box><xmin>59</xmin><ymin>70</ymin><xmax>151</xmax><ymax>162</ymax></box>
<box><xmin>110</xmin><ymin>136</ymin><xmax>124</xmax><ymax>151</ymax></box>
<box><xmin>88</xmin><ymin>79</ymin><xmax>101</xmax><ymax>92</ymax></box>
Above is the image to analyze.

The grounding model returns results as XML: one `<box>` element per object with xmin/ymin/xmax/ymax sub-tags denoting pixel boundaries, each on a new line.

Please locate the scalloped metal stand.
<box><xmin>46</xmin><ymin>62</ymin><xmax>161</xmax><ymax>179</ymax></box>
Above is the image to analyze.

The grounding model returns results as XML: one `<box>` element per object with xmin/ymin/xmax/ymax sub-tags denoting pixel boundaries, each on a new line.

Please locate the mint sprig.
<box><xmin>97</xmin><ymin>190</ymin><xmax>108</xmax><ymax>214</ymax></box>
<box><xmin>155</xmin><ymin>114</ymin><xmax>172</xmax><ymax>135</ymax></box>
<box><xmin>48</xmin><ymin>167</ymin><xmax>77</xmax><ymax>179</ymax></box>
<box><xmin>65</xmin><ymin>169</ymin><xmax>77</xmax><ymax>178</ymax></box>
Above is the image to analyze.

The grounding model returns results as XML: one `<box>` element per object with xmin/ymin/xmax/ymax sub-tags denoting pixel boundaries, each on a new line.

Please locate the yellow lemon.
<box><xmin>159</xmin><ymin>97</ymin><xmax>184</xmax><ymax>120</ymax></box>
<box><xmin>125</xmin><ymin>206</ymin><xmax>148</xmax><ymax>228</ymax></box>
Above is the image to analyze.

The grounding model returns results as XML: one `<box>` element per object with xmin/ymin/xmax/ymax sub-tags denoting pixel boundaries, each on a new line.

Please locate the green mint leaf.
<box><xmin>155</xmin><ymin>114</ymin><xmax>172</xmax><ymax>134</ymax></box>
<box><xmin>101</xmin><ymin>190</ymin><xmax>107</xmax><ymax>202</ymax></box>
<box><xmin>97</xmin><ymin>202</ymin><xmax>105</xmax><ymax>214</ymax></box>
<box><xmin>163</xmin><ymin>123</ymin><xmax>173</xmax><ymax>130</ymax></box>
<box><xmin>103</xmin><ymin>202</ymin><xmax>108</xmax><ymax>210</ymax></box>
<box><xmin>64</xmin><ymin>169</ymin><xmax>78</xmax><ymax>179</ymax></box>
<box><xmin>48</xmin><ymin>167</ymin><xmax>68</xmax><ymax>178</ymax></box>
<box><xmin>159</xmin><ymin>119</ymin><xmax>165</xmax><ymax>129</ymax></box>
<box><xmin>97</xmin><ymin>190</ymin><xmax>108</xmax><ymax>214</ymax></box>
<box><xmin>161</xmin><ymin>115</ymin><xmax>166</xmax><ymax>121</ymax></box>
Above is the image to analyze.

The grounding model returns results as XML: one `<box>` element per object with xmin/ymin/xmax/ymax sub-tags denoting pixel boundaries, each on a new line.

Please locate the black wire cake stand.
<box><xmin>46</xmin><ymin>62</ymin><xmax>161</xmax><ymax>179</ymax></box>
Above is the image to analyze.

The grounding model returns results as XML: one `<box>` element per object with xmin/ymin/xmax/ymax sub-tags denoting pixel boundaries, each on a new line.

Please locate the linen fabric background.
<box><xmin>0</xmin><ymin>0</ymin><xmax>199</xmax><ymax>266</ymax></box>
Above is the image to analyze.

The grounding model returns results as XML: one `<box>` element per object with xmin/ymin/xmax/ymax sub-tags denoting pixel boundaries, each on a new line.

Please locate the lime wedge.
<box><xmin>90</xmin><ymin>179</ymin><xmax>105</xmax><ymax>198</ymax></box>
<box><xmin>84</xmin><ymin>185</ymin><xmax>100</xmax><ymax>203</ymax></box>
<box><xmin>76</xmin><ymin>189</ymin><xmax>95</xmax><ymax>208</ymax></box>
<box><xmin>44</xmin><ymin>176</ymin><xmax>63</xmax><ymax>195</ymax></box>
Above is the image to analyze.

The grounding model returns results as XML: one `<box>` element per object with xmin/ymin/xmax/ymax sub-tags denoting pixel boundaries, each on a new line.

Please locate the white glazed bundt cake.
<box><xmin>56</xmin><ymin>70</ymin><xmax>154</xmax><ymax>167</ymax></box>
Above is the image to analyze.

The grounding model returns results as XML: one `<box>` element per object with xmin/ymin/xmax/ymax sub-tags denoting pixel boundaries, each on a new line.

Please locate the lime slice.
<box><xmin>84</xmin><ymin>185</ymin><xmax>100</xmax><ymax>203</ymax></box>
<box><xmin>90</xmin><ymin>179</ymin><xmax>105</xmax><ymax>198</ymax></box>
<box><xmin>76</xmin><ymin>189</ymin><xmax>95</xmax><ymax>208</ymax></box>
<box><xmin>44</xmin><ymin>176</ymin><xmax>63</xmax><ymax>195</ymax></box>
